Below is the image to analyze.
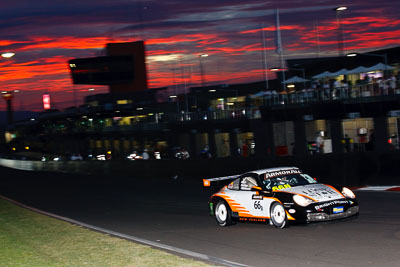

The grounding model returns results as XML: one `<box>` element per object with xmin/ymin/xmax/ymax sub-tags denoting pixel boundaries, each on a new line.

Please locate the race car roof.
<box><xmin>203</xmin><ymin>166</ymin><xmax>300</xmax><ymax>187</ymax></box>
<box><xmin>248</xmin><ymin>167</ymin><xmax>300</xmax><ymax>176</ymax></box>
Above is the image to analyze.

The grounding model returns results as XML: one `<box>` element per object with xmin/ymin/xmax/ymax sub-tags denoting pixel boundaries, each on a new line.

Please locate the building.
<box><xmin>4</xmin><ymin>43</ymin><xmax>400</xmax><ymax>160</ymax></box>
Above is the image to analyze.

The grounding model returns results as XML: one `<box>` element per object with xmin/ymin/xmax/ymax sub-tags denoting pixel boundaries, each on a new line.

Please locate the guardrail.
<box><xmin>161</xmin><ymin>108</ymin><xmax>262</xmax><ymax>122</ymax></box>
<box><xmin>2</xmin><ymin>151</ymin><xmax>400</xmax><ymax>186</ymax></box>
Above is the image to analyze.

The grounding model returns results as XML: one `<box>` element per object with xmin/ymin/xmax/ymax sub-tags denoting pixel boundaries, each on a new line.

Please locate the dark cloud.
<box><xmin>0</xmin><ymin>0</ymin><xmax>399</xmax><ymax>110</ymax></box>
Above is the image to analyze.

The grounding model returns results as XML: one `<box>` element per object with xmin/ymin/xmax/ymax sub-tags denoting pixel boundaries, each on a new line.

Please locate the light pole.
<box><xmin>178</xmin><ymin>57</ymin><xmax>189</xmax><ymax>112</ymax></box>
<box><xmin>1</xmin><ymin>52</ymin><xmax>16</xmax><ymax>125</ymax></box>
<box><xmin>334</xmin><ymin>6</ymin><xmax>347</xmax><ymax>57</ymax></box>
<box><xmin>199</xmin><ymin>54</ymin><xmax>208</xmax><ymax>87</ymax></box>
<box><xmin>1</xmin><ymin>91</ymin><xmax>15</xmax><ymax>125</ymax></box>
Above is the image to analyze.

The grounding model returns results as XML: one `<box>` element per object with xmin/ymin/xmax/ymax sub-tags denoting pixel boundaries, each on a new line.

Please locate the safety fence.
<box><xmin>1</xmin><ymin>151</ymin><xmax>400</xmax><ymax>187</ymax></box>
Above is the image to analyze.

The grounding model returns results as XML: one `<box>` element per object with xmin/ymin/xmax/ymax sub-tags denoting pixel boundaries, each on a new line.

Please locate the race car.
<box><xmin>203</xmin><ymin>167</ymin><xmax>359</xmax><ymax>228</ymax></box>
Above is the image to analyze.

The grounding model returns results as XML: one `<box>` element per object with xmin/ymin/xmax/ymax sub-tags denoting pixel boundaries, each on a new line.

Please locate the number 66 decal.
<box><xmin>254</xmin><ymin>201</ymin><xmax>263</xmax><ymax>211</ymax></box>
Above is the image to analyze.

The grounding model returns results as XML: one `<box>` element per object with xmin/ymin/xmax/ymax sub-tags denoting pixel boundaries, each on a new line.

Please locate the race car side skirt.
<box><xmin>210</xmin><ymin>195</ymin><xmax>295</xmax><ymax>221</ymax></box>
<box><xmin>238</xmin><ymin>217</ymin><xmax>269</xmax><ymax>223</ymax></box>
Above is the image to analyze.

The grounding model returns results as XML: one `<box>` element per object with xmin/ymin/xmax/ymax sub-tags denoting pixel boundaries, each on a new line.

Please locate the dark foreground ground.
<box><xmin>1</xmin><ymin>166</ymin><xmax>399</xmax><ymax>267</ymax></box>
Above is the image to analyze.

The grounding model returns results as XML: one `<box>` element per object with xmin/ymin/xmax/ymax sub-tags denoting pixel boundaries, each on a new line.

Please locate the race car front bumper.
<box><xmin>306</xmin><ymin>206</ymin><xmax>359</xmax><ymax>222</ymax></box>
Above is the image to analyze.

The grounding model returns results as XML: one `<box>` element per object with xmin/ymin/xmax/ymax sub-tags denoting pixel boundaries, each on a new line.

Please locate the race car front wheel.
<box><xmin>215</xmin><ymin>200</ymin><xmax>233</xmax><ymax>226</ymax></box>
<box><xmin>270</xmin><ymin>202</ymin><xmax>288</xmax><ymax>228</ymax></box>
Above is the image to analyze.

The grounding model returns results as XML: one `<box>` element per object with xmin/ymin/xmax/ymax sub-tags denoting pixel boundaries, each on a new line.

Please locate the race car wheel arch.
<box><xmin>215</xmin><ymin>200</ymin><xmax>234</xmax><ymax>227</ymax></box>
<box><xmin>270</xmin><ymin>202</ymin><xmax>288</xmax><ymax>228</ymax></box>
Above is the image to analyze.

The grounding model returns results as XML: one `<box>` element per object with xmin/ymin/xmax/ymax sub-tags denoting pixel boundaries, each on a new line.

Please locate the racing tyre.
<box><xmin>215</xmin><ymin>200</ymin><xmax>233</xmax><ymax>227</ymax></box>
<box><xmin>270</xmin><ymin>202</ymin><xmax>288</xmax><ymax>228</ymax></box>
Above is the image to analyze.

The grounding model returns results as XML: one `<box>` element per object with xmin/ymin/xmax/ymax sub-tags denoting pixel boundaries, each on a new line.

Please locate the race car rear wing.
<box><xmin>203</xmin><ymin>174</ymin><xmax>240</xmax><ymax>187</ymax></box>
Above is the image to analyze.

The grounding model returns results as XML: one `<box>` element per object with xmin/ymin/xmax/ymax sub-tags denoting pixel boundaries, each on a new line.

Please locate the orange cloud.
<box><xmin>14</xmin><ymin>36</ymin><xmax>132</xmax><ymax>52</ymax></box>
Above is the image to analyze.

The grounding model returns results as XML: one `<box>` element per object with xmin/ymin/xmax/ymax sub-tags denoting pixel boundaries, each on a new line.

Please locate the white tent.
<box><xmin>281</xmin><ymin>76</ymin><xmax>309</xmax><ymax>84</ymax></box>
<box><xmin>312</xmin><ymin>71</ymin><xmax>333</xmax><ymax>79</ymax></box>
<box><xmin>364</xmin><ymin>63</ymin><xmax>395</xmax><ymax>72</ymax></box>
<box><xmin>347</xmin><ymin>66</ymin><xmax>369</xmax><ymax>74</ymax></box>
<box><xmin>330</xmin><ymin>68</ymin><xmax>349</xmax><ymax>76</ymax></box>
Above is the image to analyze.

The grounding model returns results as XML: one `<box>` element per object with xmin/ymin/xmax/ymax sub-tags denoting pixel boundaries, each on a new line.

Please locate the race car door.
<box><xmin>227</xmin><ymin>175</ymin><xmax>268</xmax><ymax>219</ymax></box>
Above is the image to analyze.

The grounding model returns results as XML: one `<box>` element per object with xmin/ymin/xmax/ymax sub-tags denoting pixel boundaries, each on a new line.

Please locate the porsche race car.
<box><xmin>203</xmin><ymin>167</ymin><xmax>359</xmax><ymax>228</ymax></box>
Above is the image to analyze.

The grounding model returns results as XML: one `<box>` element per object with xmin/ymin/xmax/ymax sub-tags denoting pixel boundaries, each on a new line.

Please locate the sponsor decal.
<box><xmin>239</xmin><ymin>218</ymin><xmax>267</xmax><ymax>222</ymax></box>
<box><xmin>302</xmin><ymin>187</ymin><xmax>337</xmax><ymax>198</ymax></box>
<box><xmin>333</xmin><ymin>206</ymin><xmax>344</xmax><ymax>214</ymax></box>
<box><xmin>272</xmin><ymin>184</ymin><xmax>292</xmax><ymax>191</ymax></box>
<box><xmin>284</xmin><ymin>202</ymin><xmax>294</xmax><ymax>208</ymax></box>
<box><xmin>265</xmin><ymin>169</ymin><xmax>302</xmax><ymax>178</ymax></box>
<box><xmin>289</xmin><ymin>209</ymin><xmax>296</xmax><ymax>214</ymax></box>
<box><xmin>314</xmin><ymin>200</ymin><xmax>348</xmax><ymax>210</ymax></box>
<box><xmin>252</xmin><ymin>195</ymin><xmax>263</xmax><ymax>200</ymax></box>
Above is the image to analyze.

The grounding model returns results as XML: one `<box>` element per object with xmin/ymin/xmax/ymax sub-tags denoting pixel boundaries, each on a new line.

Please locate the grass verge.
<box><xmin>0</xmin><ymin>198</ymin><xmax>212</xmax><ymax>267</ymax></box>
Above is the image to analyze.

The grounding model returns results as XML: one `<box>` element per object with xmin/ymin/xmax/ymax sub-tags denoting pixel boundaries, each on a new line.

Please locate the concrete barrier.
<box><xmin>1</xmin><ymin>151</ymin><xmax>400</xmax><ymax>186</ymax></box>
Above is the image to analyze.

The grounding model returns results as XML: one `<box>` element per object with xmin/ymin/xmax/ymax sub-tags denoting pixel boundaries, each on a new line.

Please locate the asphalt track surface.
<box><xmin>1</xmin><ymin>166</ymin><xmax>400</xmax><ymax>267</ymax></box>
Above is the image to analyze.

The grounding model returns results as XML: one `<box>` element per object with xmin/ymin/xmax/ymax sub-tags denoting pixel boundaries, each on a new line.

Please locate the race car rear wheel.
<box><xmin>215</xmin><ymin>200</ymin><xmax>233</xmax><ymax>226</ymax></box>
<box><xmin>270</xmin><ymin>202</ymin><xmax>287</xmax><ymax>228</ymax></box>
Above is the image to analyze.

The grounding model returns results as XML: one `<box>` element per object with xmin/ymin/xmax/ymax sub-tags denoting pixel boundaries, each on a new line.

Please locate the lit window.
<box><xmin>117</xmin><ymin>99</ymin><xmax>128</xmax><ymax>105</ymax></box>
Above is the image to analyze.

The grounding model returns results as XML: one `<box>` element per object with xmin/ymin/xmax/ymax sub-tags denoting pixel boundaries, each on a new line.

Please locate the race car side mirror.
<box><xmin>251</xmin><ymin>186</ymin><xmax>262</xmax><ymax>192</ymax></box>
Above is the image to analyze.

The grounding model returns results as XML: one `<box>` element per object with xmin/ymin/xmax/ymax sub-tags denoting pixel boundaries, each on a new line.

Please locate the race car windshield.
<box><xmin>262</xmin><ymin>173</ymin><xmax>317</xmax><ymax>191</ymax></box>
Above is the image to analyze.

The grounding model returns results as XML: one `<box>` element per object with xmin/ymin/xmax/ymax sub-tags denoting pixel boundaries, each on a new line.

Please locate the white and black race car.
<box><xmin>203</xmin><ymin>167</ymin><xmax>359</xmax><ymax>228</ymax></box>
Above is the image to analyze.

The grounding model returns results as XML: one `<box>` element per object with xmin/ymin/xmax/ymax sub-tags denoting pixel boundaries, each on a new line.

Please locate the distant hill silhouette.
<box><xmin>0</xmin><ymin>111</ymin><xmax>37</xmax><ymax>131</ymax></box>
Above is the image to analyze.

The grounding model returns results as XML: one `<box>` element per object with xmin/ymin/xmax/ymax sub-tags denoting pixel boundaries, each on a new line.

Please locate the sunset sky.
<box><xmin>0</xmin><ymin>0</ymin><xmax>399</xmax><ymax>111</ymax></box>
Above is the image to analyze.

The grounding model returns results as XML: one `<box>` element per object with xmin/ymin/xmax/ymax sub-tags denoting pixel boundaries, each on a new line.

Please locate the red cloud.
<box><xmin>1</xmin><ymin>8</ymin><xmax>400</xmax><ymax>111</ymax></box>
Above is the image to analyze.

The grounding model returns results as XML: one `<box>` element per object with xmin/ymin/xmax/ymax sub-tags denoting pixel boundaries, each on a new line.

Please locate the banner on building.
<box><xmin>43</xmin><ymin>94</ymin><xmax>51</xmax><ymax>110</ymax></box>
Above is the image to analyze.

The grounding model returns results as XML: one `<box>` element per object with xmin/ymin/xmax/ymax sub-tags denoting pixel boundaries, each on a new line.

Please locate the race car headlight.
<box><xmin>342</xmin><ymin>187</ymin><xmax>356</xmax><ymax>199</ymax></box>
<box><xmin>293</xmin><ymin>195</ymin><xmax>314</xmax><ymax>207</ymax></box>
